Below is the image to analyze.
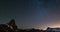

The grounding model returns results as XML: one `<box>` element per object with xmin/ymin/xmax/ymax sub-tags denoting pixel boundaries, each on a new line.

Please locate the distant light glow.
<box><xmin>50</xmin><ymin>26</ymin><xmax>60</xmax><ymax>28</ymax></box>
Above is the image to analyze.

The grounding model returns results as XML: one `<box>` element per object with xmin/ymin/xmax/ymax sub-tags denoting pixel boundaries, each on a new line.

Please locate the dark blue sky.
<box><xmin>0</xmin><ymin>0</ymin><xmax>60</xmax><ymax>30</ymax></box>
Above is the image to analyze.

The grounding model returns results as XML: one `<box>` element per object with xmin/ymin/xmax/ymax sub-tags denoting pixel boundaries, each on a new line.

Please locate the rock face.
<box><xmin>0</xmin><ymin>19</ymin><xmax>17</xmax><ymax>32</ymax></box>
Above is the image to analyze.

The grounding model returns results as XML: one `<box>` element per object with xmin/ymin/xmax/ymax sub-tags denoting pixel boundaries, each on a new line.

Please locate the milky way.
<box><xmin>0</xmin><ymin>0</ymin><xmax>60</xmax><ymax>30</ymax></box>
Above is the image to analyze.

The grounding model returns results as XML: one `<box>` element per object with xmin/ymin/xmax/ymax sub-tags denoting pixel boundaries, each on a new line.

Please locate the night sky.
<box><xmin>0</xmin><ymin>0</ymin><xmax>60</xmax><ymax>30</ymax></box>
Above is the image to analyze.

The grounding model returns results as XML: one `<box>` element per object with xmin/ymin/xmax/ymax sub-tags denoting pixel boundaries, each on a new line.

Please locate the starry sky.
<box><xmin>0</xmin><ymin>0</ymin><xmax>60</xmax><ymax>30</ymax></box>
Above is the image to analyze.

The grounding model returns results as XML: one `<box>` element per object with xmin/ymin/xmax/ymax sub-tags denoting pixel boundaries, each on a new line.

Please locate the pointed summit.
<box><xmin>7</xmin><ymin>19</ymin><xmax>17</xmax><ymax>31</ymax></box>
<box><xmin>8</xmin><ymin>19</ymin><xmax>15</xmax><ymax>25</ymax></box>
